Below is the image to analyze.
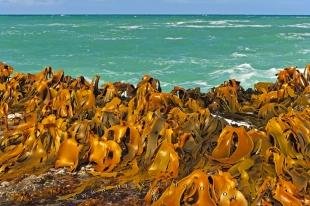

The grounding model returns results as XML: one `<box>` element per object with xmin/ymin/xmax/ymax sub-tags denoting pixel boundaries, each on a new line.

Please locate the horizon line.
<box><xmin>0</xmin><ymin>13</ymin><xmax>309</xmax><ymax>16</ymax></box>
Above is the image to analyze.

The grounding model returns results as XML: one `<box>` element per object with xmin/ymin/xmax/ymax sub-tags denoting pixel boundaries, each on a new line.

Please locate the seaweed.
<box><xmin>0</xmin><ymin>62</ymin><xmax>309</xmax><ymax>205</ymax></box>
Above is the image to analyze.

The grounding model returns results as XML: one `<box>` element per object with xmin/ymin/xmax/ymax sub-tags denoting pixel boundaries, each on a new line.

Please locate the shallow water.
<box><xmin>0</xmin><ymin>15</ymin><xmax>310</xmax><ymax>91</ymax></box>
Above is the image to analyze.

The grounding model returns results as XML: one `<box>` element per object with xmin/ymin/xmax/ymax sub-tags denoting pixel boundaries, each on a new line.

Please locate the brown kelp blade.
<box><xmin>0</xmin><ymin>62</ymin><xmax>310</xmax><ymax>205</ymax></box>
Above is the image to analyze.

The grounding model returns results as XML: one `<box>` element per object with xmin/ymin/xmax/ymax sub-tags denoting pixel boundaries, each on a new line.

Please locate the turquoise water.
<box><xmin>0</xmin><ymin>15</ymin><xmax>310</xmax><ymax>91</ymax></box>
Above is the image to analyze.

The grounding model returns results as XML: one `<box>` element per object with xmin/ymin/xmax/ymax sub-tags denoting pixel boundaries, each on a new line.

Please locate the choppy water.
<box><xmin>0</xmin><ymin>15</ymin><xmax>310</xmax><ymax>91</ymax></box>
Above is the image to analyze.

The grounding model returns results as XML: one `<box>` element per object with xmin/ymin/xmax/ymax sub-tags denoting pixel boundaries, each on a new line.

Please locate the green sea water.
<box><xmin>0</xmin><ymin>15</ymin><xmax>310</xmax><ymax>91</ymax></box>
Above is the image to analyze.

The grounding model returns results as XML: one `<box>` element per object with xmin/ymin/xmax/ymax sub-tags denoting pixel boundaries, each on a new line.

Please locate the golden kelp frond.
<box><xmin>274</xmin><ymin>178</ymin><xmax>305</xmax><ymax>206</ymax></box>
<box><xmin>211</xmin><ymin>126</ymin><xmax>254</xmax><ymax>164</ymax></box>
<box><xmin>0</xmin><ymin>62</ymin><xmax>13</xmax><ymax>83</ymax></box>
<box><xmin>152</xmin><ymin>170</ymin><xmax>216</xmax><ymax>206</ymax></box>
<box><xmin>258</xmin><ymin>102</ymin><xmax>287</xmax><ymax>120</ymax></box>
<box><xmin>276</xmin><ymin>66</ymin><xmax>308</xmax><ymax>92</ymax></box>
<box><xmin>55</xmin><ymin>138</ymin><xmax>80</xmax><ymax>171</ymax></box>
<box><xmin>148</xmin><ymin>140</ymin><xmax>179</xmax><ymax>178</ymax></box>
<box><xmin>153</xmin><ymin>170</ymin><xmax>248</xmax><ymax>206</ymax></box>
<box><xmin>211</xmin><ymin>79</ymin><xmax>242</xmax><ymax>113</ymax></box>
<box><xmin>304</xmin><ymin>64</ymin><xmax>310</xmax><ymax>82</ymax></box>
<box><xmin>266</xmin><ymin>109</ymin><xmax>310</xmax><ymax>158</ymax></box>
<box><xmin>1</xmin><ymin>63</ymin><xmax>310</xmax><ymax>205</ymax></box>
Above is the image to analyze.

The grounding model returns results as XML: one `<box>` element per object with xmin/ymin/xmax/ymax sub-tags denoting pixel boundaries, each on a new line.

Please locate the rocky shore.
<box><xmin>0</xmin><ymin>62</ymin><xmax>309</xmax><ymax>205</ymax></box>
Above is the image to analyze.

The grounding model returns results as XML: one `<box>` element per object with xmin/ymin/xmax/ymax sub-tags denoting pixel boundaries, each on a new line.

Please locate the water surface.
<box><xmin>1</xmin><ymin>15</ymin><xmax>310</xmax><ymax>91</ymax></box>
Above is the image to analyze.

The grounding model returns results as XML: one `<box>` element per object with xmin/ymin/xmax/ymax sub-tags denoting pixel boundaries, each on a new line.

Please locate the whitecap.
<box><xmin>118</xmin><ymin>25</ymin><xmax>142</xmax><ymax>30</ymax></box>
<box><xmin>298</xmin><ymin>49</ymin><xmax>310</xmax><ymax>54</ymax></box>
<box><xmin>165</xmin><ymin>37</ymin><xmax>184</xmax><ymax>40</ymax></box>
<box><xmin>208</xmin><ymin>20</ymin><xmax>230</xmax><ymax>25</ymax></box>
<box><xmin>94</xmin><ymin>36</ymin><xmax>141</xmax><ymax>41</ymax></box>
<box><xmin>231</xmin><ymin>52</ymin><xmax>247</xmax><ymax>58</ymax></box>
<box><xmin>150</xmin><ymin>68</ymin><xmax>176</xmax><ymax>75</ymax></box>
<box><xmin>175</xmin><ymin>21</ymin><xmax>186</xmax><ymax>25</ymax></box>
<box><xmin>159</xmin><ymin>81</ymin><xmax>172</xmax><ymax>88</ymax></box>
<box><xmin>176</xmin><ymin>24</ymin><xmax>271</xmax><ymax>29</ymax></box>
<box><xmin>280</xmin><ymin>23</ymin><xmax>310</xmax><ymax>28</ymax></box>
<box><xmin>178</xmin><ymin>80</ymin><xmax>211</xmax><ymax>91</ymax></box>
<box><xmin>153</xmin><ymin>57</ymin><xmax>208</xmax><ymax>66</ymax></box>
<box><xmin>207</xmin><ymin>20</ymin><xmax>250</xmax><ymax>26</ymax></box>
<box><xmin>153</xmin><ymin>58</ymin><xmax>186</xmax><ymax>66</ymax></box>
<box><xmin>278</xmin><ymin>32</ymin><xmax>310</xmax><ymax>40</ymax></box>
<box><xmin>51</xmin><ymin>54</ymin><xmax>74</xmax><ymax>57</ymax></box>
<box><xmin>47</xmin><ymin>23</ymin><xmax>68</xmax><ymax>27</ymax></box>
<box><xmin>209</xmin><ymin>63</ymin><xmax>281</xmax><ymax>89</ymax></box>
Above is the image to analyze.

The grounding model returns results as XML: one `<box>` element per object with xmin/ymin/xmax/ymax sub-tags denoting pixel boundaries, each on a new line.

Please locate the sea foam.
<box><xmin>210</xmin><ymin>63</ymin><xmax>280</xmax><ymax>89</ymax></box>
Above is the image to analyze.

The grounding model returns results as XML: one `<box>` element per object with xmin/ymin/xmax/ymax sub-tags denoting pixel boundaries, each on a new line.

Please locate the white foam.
<box><xmin>153</xmin><ymin>57</ymin><xmax>208</xmax><ymax>66</ymax></box>
<box><xmin>209</xmin><ymin>63</ymin><xmax>281</xmax><ymax>89</ymax></box>
<box><xmin>208</xmin><ymin>20</ymin><xmax>230</xmax><ymax>25</ymax></box>
<box><xmin>185</xmin><ymin>20</ymin><xmax>251</xmax><ymax>25</ymax></box>
<box><xmin>207</xmin><ymin>20</ymin><xmax>250</xmax><ymax>26</ymax></box>
<box><xmin>94</xmin><ymin>36</ymin><xmax>141</xmax><ymax>41</ymax></box>
<box><xmin>298</xmin><ymin>49</ymin><xmax>310</xmax><ymax>54</ymax></box>
<box><xmin>280</xmin><ymin>23</ymin><xmax>310</xmax><ymax>29</ymax></box>
<box><xmin>47</xmin><ymin>23</ymin><xmax>69</xmax><ymax>27</ymax></box>
<box><xmin>178</xmin><ymin>80</ymin><xmax>211</xmax><ymax>91</ymax></box>
<box><xmin>177</xmin><ymin>24</ymin><xmax>272</xmax><ymax>29</ymax></box>
<box><xmin>51</xmin><ymin>54</ymin><xmax>74</xmax><ymax>57</ymax></box>
<box><xmin>231</xmin><ymin>52</ymin><xmax>247</xmax><ymax>58</ymax></box>
<box><xmin>278</xmin><ymin>32</ymin><xmax>310</xmax><ymax>40</ymax></box>
<box><xmin>165</xmin><ymin>37</ymin><xmax>184</xmax><ymax>40</ymax></box>
<box><xmin>118</xmin><ymin>25</ymin><xmax>143</xmax><ymax>30</ymax></box>
<box><xmin>166</xmin><ymin>19</ymin><xmax>269</xmax><ymax>29</ymax></box>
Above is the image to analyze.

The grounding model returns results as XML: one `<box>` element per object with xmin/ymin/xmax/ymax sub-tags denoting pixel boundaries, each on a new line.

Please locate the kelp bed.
<box><xmin>0</xmin><ymin>62</ymin><xmax>309</xmax><ymax>206</ymax></box>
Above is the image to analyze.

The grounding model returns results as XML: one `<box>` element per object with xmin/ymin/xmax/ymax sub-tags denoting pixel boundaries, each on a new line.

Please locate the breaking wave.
<box><xmin>280</xmin><ymin>23</ymin><xmax>310</xmax><ymax>29</ymax></box>
<box><xmin>165</xmin><ymin>37</ymin><xmax>184</xmax><ymax>40</ymax></box>
<box><xmin>278</xmin><ymin>32</ymin><xmax>310</xmax><ymax>40</ymax></box>
<box><xmin>231</xmin><ymin>52</ymin><xmax>247</xmax><ymax>58</ymax></box>
<box><xmin>166</xmin><ymin>19</ymin><xmax>271</xmax><ymax>28</ymax></box>
<box><xmin>209</xmin><ymin>63</ymin><xmax>280</xmax><ymax>89</ymax></box>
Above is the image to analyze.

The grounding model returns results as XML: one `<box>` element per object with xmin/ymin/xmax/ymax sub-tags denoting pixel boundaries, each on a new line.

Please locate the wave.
<box><xmin>93</xmin><ymin>36</ymin><xmax>141</xmax><ymax>41</ymax></box>
<box><xmin>298</xmin><ymin>49</ymin><xmax>310</xmax><ymax>55</ymax></box>
<box><xmin>153</xmin><ymin>57</ymin><xmax>209</xmax><ymax>67</ymax></box>
<box><xmin>118</xmin><ymin>25</ymin><xmax>143</xmax><ymax>30</ymax></box>
<box><xmin>166</xmin><ymin>19</ymin><xmax>269</xmax><ymax>29</ymax></box>
<box><xmin>15</xmin><ymin>23</ymin><xmax>83</xmax><ymax>28</ymax></box>
<box><xmin>165</xmin><ymin>20</ymin><xmax>208</xmax><ymax>26</ymax></box>
<box><xmin>280</xmin><ymin>23</ymin><xmax>310</xmax><ymax>28</ymax></box>
<box><xmin>166</xmin><ymin>19</ymin><xmax>251</xmax><ymax>26</ymax></box>
<box><xmin>231</xmin><ymin>52</ymin><xmax>247</xmax><ymax>58</ymax></box>
<box><xmin>51</xmin><ymin>54</ymin><xmax>74</xmax><ymax>57</ymax></box>
<box><xmin>177</xmin><ymin>80</ymin><xmax>211</xmax><ymax>91</ymax></box>
<box><xmin>165</xmin><ymin>37</ymin><xmax>184</xmax><ymax>40</ymax></box>
<box><xmin>278</xmin><ymin>32</ymin><xmax>310</xmax><ymax>40</ymax></box>
<box><xmin>47</xmin><ymin>23</ymin><xmax>67</xmax><ymax>26</ymax></box>
<box><xmin>208</xmin><ymin>20</ymin><xmax>251</xmax><ymax>25</ymax></box>
<box><xmin>171</xmin><ymin>24</ymin><xmax>271</xmax><ymax>29</ymax></box>
<box><xmin>209</xmin><ymin>63</ymin><xmax>280</xmax><ymax>89</ymax></box>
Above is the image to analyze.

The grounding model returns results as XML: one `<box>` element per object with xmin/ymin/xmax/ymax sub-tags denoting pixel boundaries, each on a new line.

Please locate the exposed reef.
<box><xmin>0</xmin><ymin>62</ymin><xmax>309</xmax><ymax>205</ymax></box>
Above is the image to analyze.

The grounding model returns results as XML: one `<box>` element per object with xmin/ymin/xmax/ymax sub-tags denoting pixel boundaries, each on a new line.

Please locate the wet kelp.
<box><xmin>0</xmin><ymin>62</ymin><xmax>309</xmax><ymax>205</ymax></box>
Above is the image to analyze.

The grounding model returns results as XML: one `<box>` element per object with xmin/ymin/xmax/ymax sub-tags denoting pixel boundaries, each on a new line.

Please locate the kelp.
<box><xmin>0</xmin><ymin>62</ymin><xmax>310</xmax><ymax>205</ymax></box>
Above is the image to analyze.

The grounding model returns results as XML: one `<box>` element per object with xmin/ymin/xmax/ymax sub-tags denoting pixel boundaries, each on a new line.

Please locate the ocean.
<box><xmin>0</xmin><ymin>15</ymin><xmax>310</xmax><ymax>91</ymax></box>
